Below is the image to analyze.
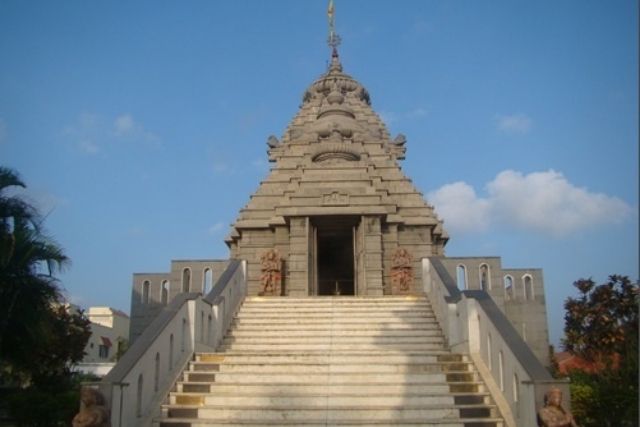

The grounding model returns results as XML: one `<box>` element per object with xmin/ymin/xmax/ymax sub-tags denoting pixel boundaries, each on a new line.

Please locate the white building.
<box><xmin>77</xmin><ymin>307</ymin><xmax>130</xmax><ymax>376</ymax></box>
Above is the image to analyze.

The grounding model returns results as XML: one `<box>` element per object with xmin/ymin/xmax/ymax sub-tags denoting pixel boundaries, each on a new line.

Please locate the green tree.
<box><xmin>562</xmin><ymin>275</ymin><xmax>639</xmax><ymax>427</ymax></box>
<box><xmin>0</xmin><ymin>167</ymin><xmax>89</xmax><ymax>384</ymax></box>
<box><xmin>0</xmin><ymin>167</ymin><xmax>93</xmax><ymax>425</ymax></box>
<box><xmin>30</xmin><ymin>305</ymin><xmax>92</xmax><ymax>385</ymax></box>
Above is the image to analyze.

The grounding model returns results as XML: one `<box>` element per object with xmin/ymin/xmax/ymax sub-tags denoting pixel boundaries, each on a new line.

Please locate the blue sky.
<box><xmin>1</xmin><ymin>1</ymin><xmax>637</xmax><ymax>347</ymax></box>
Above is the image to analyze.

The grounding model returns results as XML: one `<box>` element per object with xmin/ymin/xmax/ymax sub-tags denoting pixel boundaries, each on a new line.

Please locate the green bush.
<box><xmin>7</xmin><ymin>386</ymin><xmax>79</xmax><ymax>427</ymax></box>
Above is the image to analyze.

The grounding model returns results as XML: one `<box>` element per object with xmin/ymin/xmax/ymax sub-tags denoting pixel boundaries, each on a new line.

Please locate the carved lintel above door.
<box><xmin>322</xmin><ymin>192</ymin><xmax>349</xmax><ymax>206</ymax></box>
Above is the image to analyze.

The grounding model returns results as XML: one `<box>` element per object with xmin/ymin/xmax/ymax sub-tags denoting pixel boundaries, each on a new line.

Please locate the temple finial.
<box><xmin>327</xmin><ymin>0</ymin><xmax>341</xmax><ymax>53</ymax></box>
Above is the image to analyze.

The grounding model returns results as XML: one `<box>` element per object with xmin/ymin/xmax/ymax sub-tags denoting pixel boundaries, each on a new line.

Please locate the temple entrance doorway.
<box><xmin>310</xmin><ymin>216</ymin><xmax>360</xmax><ymax>296</ymax></box>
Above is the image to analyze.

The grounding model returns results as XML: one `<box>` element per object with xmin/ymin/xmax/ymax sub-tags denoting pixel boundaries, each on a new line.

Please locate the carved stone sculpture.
<box><xmin>72</xmin><ymin>387</ymin><xmax>109</xmax><ymax>427</ymax></box>
<box><xmin>259</xmin><ymin>249</ymin><xmax>282</xmax><ymax>296</ymax></box>
<box><xmin>390</xmin><ymin>248</ymin><xmax>414</xmax><ymax>294</ymax></box>
<box><xmin>266</xmin><ymin>135</ymin><xmax>280</xmax><ymax>148</ymax></box>
<box><xmin>392</xmin><ymin>133</ymin><xmax>407</xmax><ymax>146</ymax></box>
<box><xmin>537</xmin><ymin>387</ymin><xmax>578</xmax><ymax>427</ymax></box>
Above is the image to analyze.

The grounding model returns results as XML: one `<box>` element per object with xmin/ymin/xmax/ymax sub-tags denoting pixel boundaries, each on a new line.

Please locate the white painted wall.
<box><xmin>423</xmin><ymin>258</ymin><xmax>569</xmax><ymax>427</ymax></box>
<box><xmin>100</xmin><ymin>260</ymin><xmax>247</xmax><ymax>427</ymax></box>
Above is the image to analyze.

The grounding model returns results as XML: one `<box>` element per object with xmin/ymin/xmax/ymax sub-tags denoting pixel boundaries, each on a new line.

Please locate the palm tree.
<box><xmin>0</xmin><ymin>167</ymin><xmax>40</xmax><ymax>234</ymax></box>
<box><xmin>0</xmin><ymin>167</ymin><xmax>70</xmax><ymax>376</ymax></box>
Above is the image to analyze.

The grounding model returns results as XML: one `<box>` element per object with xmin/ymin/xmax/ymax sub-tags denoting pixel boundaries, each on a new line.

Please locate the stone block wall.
<box><xmin>437</xmin><ymin>257</ymin><xmax>550</xmax><ymax>367</ymax></box>
<box><xmin>502</xmin><ymin>268</ymin><xmax>550</xmax><ymax>366</ymax></box>
<box><xmin>130</xmin><ymin>259</ymin><xmax>229</xmax><ymax>344</ymax></box>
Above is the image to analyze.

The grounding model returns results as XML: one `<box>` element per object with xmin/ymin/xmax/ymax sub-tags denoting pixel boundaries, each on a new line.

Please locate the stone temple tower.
<box><xmin>131</xmin><ymin>30</ymin><xmax>550</xmax><ymax>368</ymax></box>
<box><xmin>226</xmin><ymin>49</ymin><xmax>449</xmax><ymax>298</ymax></box>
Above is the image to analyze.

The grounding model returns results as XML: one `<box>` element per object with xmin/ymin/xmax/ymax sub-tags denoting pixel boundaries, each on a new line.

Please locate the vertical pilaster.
<box><xmin>287</xmin><ymin>217</ymin><xmax>308</xmax><ymax>296</ymax></box>
<box><xmin>363</xmin><ymin>215</ymin><xmax>383</xmax><ymax>296</ymax></box>
<box><xmin>381</xmin><ymin>223</ymin><xmax>399</xmax><ymax>295</ymax></box>
<box><xmin>274</xmin><ymin>225</ymin><xmax>290</xmax><ymax>295</ymax></box>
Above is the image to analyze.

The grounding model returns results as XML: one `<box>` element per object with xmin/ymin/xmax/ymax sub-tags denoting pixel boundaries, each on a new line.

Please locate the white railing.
<box><xmin>424</xmin><ymin>257</ymin><xmax>569</xmax><ymax>427</ymax></box>
<box><xmin>99</xmin><ymin>259</ymin><xmax>247</xmax><ymax>427</ymax></box>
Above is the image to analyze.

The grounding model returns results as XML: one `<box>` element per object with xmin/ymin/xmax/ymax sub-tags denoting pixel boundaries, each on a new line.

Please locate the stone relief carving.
<box><xmin>357</xmin><ymin>87</ymin><xmax>371</xmax><ymax>105</ymax></box>
<box><xmin>392</xmin><ymin>134</ymin><xmax>407</xmax><ymax>146</ymax></box>
<box><xmin>72</xmin><ymin>387</ymin><xmax>109</xmax><ymax>427</ymax></box>
<box><xmin>537</xmin><ymin>387</ymin><xmax>579</xmax><ymax>427</ymax></box>
<box><xmin>388</xmin><ymin>133</ymin><xmax>407</xmax><ymax>160</ymax></box>
<box><xmin>322</xmin><ymin>192</ymin><xmax>349</xmax><ymax>206</ymax></box>
<box><xmin>266</xmin><ymin>135</ymin><xmax>280</xmax><ymax>148</ymax></box>
<box><xmin>310</xmin><ymin>76</ymin><xmax>362</xmax><ymax>101</ymax></box>
<box><xmin>259</xmin><ymin>249</ymin><xmax>282</xmax><ymax>296</ymax></box>
<box><xmin>266</xmin><ymin>134</ymin><xmax>283</xmax><ymax>162</ymax></box>
<box><xmin>312</xmin><ymin>144</ymin><xmax>361</xmax><ymax>163</ymax></box>
<box><xmin>391</xmin><ymin>248</ymin><xmax>414</xmax><ymax>295</ymax></box>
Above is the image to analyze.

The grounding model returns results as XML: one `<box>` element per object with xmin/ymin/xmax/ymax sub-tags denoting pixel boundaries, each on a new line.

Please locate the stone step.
<box><xmin>168</xmin><ymin>391</ymin><xmax>493</xmax><ymax>405</ymax></box>
<box><xmin>227</xmin><ymin>329</ymin><xmax>443</xmax><ymax>338</ymax></box>
<box><xmin>194</xmin><ymin>351</ymin><xmax>465</xmax><ymax>364</ymax></box>
<box><xmin>158</xmin><ymin>417</ymin><xmax>504</xmax><ymax>426</ymax></box>
<box><xmin>182</xmin><ymin>371</ymin><xmax>480</xmax><ymax>385</ymax></box>
<box><xmin>190</xmin><ymin>357</ymin><xmax>472</xmax><ymax>368</ymax></box>
<box><xmin>243</xmin><ymin>296</ymin><xmax>428</xmax><ymax>303</ymax></box>
<box><xmin>183</xmin><ymin>371</ymin><xmax>450</xmax><ymax>384</ymax></box>
<box><xmin>232</xmin><ymin>317</ymin><xmax>438</xmax><ymax>325</ymax></box>
<box><xmin>175</xmin><ymin>382</ymin><xmax>461</xmax><ymax>395</ymax></box>
<box><xmin>169</xmin><ymin>393</ymin><xmax>474</xmax><ymax>407</ymax></box>
<box><xmin>218</xmin><ymin>342</ymin><xmax>446</xmax><ymax>352</ymax></box>
<box><xmin>155</xmin><ymin>295</ymin><xmax>503</xmax><ymax>427</ymax></box>
<box><xmin>235</xmin><ymin>310</ymin><xmax>435</xmax><ymax>317</ymax></box>
<box><xmin>187</xmin><ymin>362</ymin><xmax>472</xmax><ymax>375</ymax></box>
<box><xmin>237</xmin><ymin>302</ymin><xmax>433</xmax><ymax>309</ymax></box>
<box><xmin>162</xmin><ymin>405</ymin><xmax>498</xmax><ymax>422</ymax></box>
<box><xmin>223</xmin><ymin>334</ymin><xmax>444</xmax><ymax>344</ymax></box>
<box><xmin>238</xmin><ymin>306</ymin><xmax>435</xmax><ymax>313</ymax></box>
<box><xmin>229</xmin><ymin>322</ymin><xmax>440</xmax><ymax>331</ymax></box>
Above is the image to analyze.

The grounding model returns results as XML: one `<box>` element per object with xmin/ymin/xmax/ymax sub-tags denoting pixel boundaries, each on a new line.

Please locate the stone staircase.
<box><xmin>155</xmin><ymin>296</ymin><xmax>504</xmax><ymax>426</ymax></box>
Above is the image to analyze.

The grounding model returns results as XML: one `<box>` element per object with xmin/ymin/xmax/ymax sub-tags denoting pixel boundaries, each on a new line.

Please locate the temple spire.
<box><xmin>327</xmin><ymin>0</ymin><xmax>341</xmax><ymax>56</ymax></box>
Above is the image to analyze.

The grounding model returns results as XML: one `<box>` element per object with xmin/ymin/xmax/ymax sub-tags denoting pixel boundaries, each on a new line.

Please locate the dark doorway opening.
<box><xmin>313</xmin><ymin>216</ymin><xmax>358</xmax><ymax>296</ymax></box>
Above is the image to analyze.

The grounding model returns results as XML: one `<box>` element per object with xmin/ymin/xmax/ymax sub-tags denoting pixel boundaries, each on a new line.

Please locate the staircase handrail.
<box><xmin>425</xmin><ymin>256</ymin><xmax>569</xmax><ymax>427</ymax></box>
<box><xmin>103</xmin><ymin>292</ymin><xmax>200</xmax><ymax>384</ymax></box>
<box><xmin>98</xmin><ymin>259</ymin><xmax>247</xmax><ymax>427</ymax></box>
<box><xmin>203</xmin><ymin>259</ymin><xmax>242</xmax><ymax>303</ymax></box>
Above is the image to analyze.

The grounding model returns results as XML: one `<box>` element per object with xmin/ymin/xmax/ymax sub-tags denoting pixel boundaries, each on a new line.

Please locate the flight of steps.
<box><xmin>155</xmin><ymin>296</ymin><xmax>504</xmax><ymax>427</ymax></box>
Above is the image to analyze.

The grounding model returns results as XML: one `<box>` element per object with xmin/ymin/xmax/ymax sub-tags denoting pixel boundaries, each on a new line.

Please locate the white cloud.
<box><xmin>496</xmin><ymin>113</ymin><xmax>532</xmax><ymax>134</ymax></box>
<box><xmin>380</xmin><ymin>107</ymin><xmax>428</xmax><ymax>125</ymax></box>
<box><xmin>487</xmin><ymin>170</ymin><xmax>632</xmax><ymax>236</ymax></box>
<box><xmin>6</xmin><ymin>187</ymin><xmax>67</xmax><ymax>216</ymax></box>
<box><xmin>64</xmin><ymin>113</ymin><xmax>102</xmax><ymax>155</ymax></box>
<box><xmin>208</xmin><ymin>222</ymin><xmax>225</xmax><ymax>235</ymax></box>
<box><xmin>77</xmin><ymin>113</ymin><xmax>98</xmax><ymax>129</ymax></box>
<box><xmin>114</xmin><ymin>114</ymin><xmax>135</xmax><ymax>136</ymax></box>
<box><xmin>428</xmin><ymin>169</ymin><xmax>633</xmax><ymax>237</ymax></box>
<box><xmin>64</xmin><ymin>112</ymin><xmax>159</xmax><ymax>154</ymax></box>
<box><xmin>251</xmin><ymin>158</ymin><xmax>269</xmax><ymax>171</ymax></box>
<box><xmin>78</xmin><ymin>139</ymin><xmax>100</xmax><ymax>154</ymax></box>
<box><xmin>212</xmin><ymin>161</ymin><xmax>229</xmax><ymax>174</ymax></box>
<box><xmin>113</xmin><ymin>114</ymin><xmax>159</xmax><ymax>144</ymax></box>
<box><xmin>407</xmin><ymin>108</ymin><xmax>429</xmax><ymax>119</ymax></box>
<box><xmin>428</xmin><ymin>182</ymin><xmax>491</xmax><ymax>234</ymax></box>
<box><xmin>378</xmin><ymin>111</ymin><xmax>397</xmax><ymax>125</ymax></box>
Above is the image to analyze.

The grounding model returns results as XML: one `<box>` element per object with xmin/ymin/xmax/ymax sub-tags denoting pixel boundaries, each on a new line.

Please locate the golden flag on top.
<box><xmin>328</xmin><ymin>0</ymin><xmax>335</xmax><ymax>20</ymax></box>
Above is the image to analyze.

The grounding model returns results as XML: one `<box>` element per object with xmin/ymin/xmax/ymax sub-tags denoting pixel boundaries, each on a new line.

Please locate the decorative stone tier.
<box><xmin>227</xmin><ymin>53</ymin><xmax>447</xmax><ymax>297</ymax></box>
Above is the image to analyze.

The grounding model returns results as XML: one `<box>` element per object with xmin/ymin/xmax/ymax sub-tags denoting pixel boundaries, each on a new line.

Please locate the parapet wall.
<box><xmin>130</xmin><ymin>259</ymin><xmax>229</xmax><ymax>344</ymax></box>
<box><xmin>436</xmin><ymin>257</ymin><xmax>550</xmax><ymax>367</ymax></box>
